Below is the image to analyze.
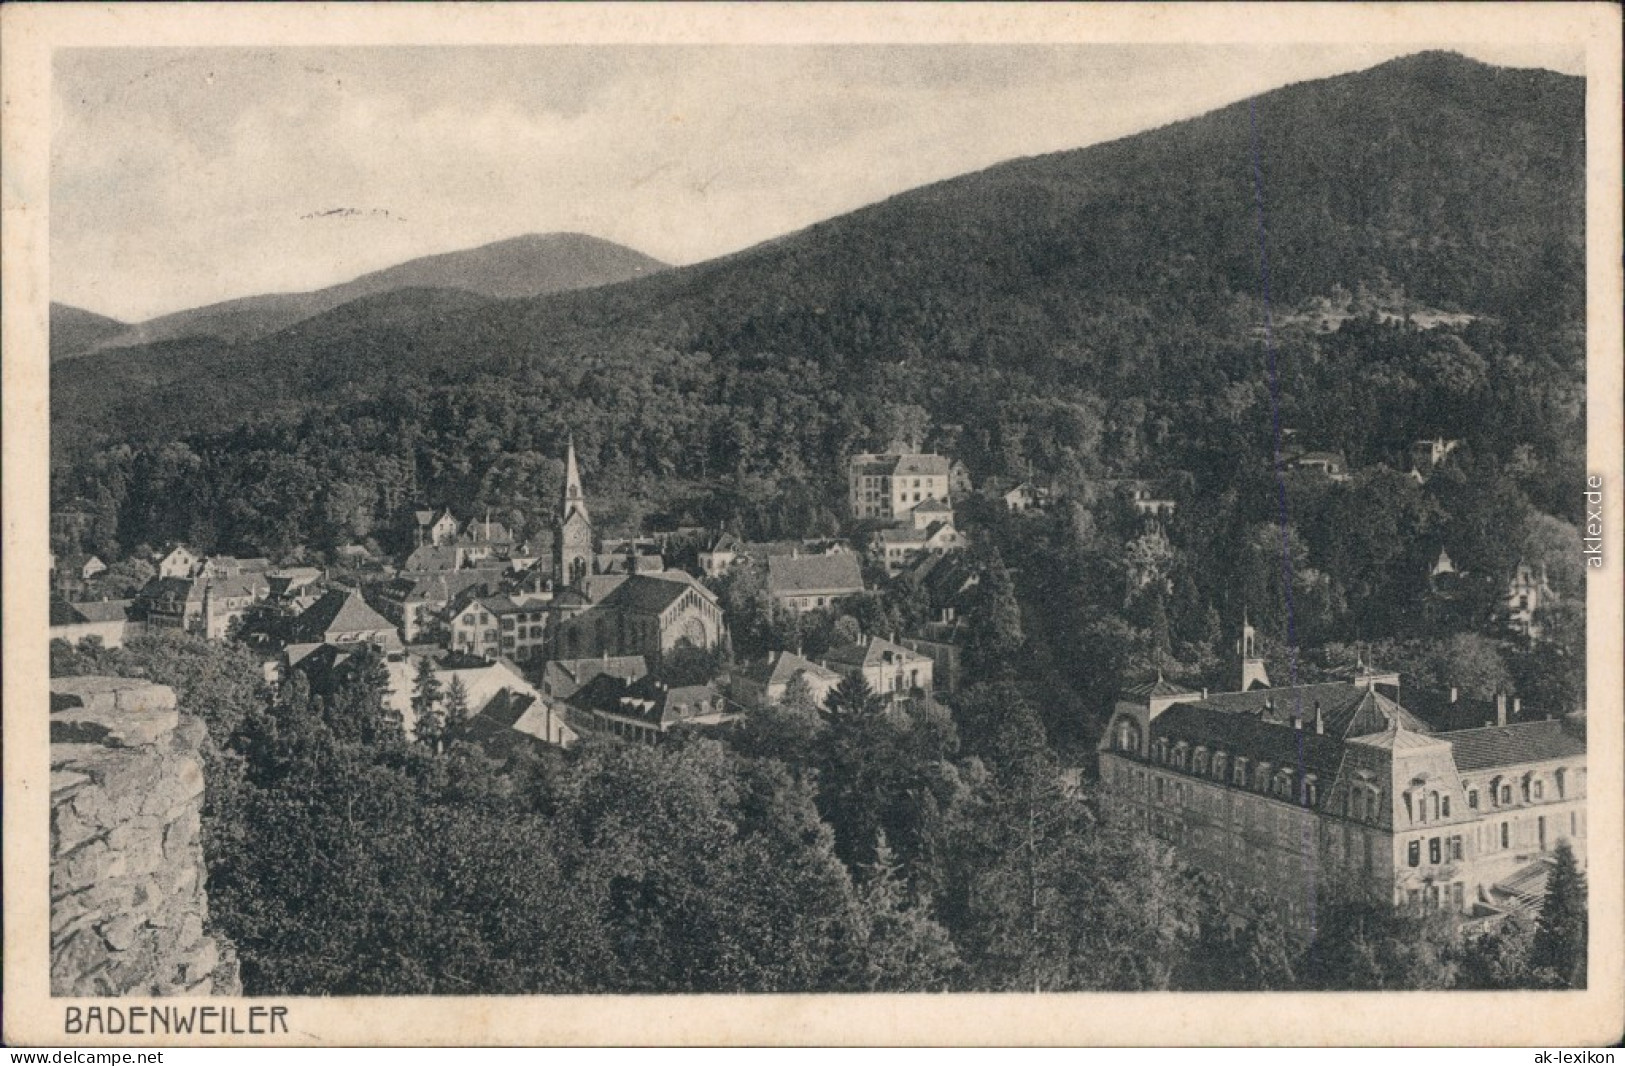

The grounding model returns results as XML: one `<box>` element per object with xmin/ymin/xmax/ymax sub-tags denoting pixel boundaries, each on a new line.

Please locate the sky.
<box><xmin>52</xmin><ymin>43</ymin><xmax>1583</xmax><ymax>323</ymax></box>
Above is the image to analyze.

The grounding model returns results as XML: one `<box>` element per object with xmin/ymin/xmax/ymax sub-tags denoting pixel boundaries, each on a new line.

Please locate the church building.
<box><xmin>546</xmin><ymin>436</ymin><xmax>726</xmax><ymax>669</ymax></box>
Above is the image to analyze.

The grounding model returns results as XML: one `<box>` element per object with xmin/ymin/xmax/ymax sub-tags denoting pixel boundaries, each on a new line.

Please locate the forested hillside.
<box><xmin>52</xmin><ymin>51</ymin><xmax>1584</xmax><ymax>546</ymax></box>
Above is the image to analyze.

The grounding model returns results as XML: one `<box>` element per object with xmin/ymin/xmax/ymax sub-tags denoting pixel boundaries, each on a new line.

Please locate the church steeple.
<box><xmin>555</xmin><ymin>433</ymin><xmax>594</xmax><ymax>590</ymax></box>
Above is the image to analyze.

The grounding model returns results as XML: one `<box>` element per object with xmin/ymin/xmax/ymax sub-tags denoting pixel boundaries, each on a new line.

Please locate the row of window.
<box><xmin>1405</xmin><ymin>834</ymin><xmax>1464</xmax><ymax>867</ymax></box>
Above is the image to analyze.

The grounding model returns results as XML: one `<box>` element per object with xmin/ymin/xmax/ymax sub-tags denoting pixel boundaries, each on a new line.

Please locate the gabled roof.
<box><xmin>542</xmin><ymin>656</ymin><xmax>649</xmax><ymax>698</ymax></box>
<box><xmin>821</xmin><ymin>637</ymin><xmax>931</xmax><ymax>669</ymax></box>
<box><xmin>459</xmin><ymin>520</ymin><xmax>512</xmax><ymax>544</ymax></box>
<box><xmin>296</xmin><ymin>588</ymin><xmax>395</xmax><ymax>639</ymax></box>
<box><xmin>51</xmin><ymin>598</ymin><xmax>133</xmax><ymax>625</ymax></box>
<box><xmin>1122</xmin><ymin>674</ymin><xmax>1197</xmax><ymax>702</ymax></box>
<box><xmin>404</xmin><ymin>544</ymin><xmax>463</xmax><ymax>571</ymax></box>
<box><xmin>595</xmin><ymin>572</ymin><xmax>714</xmax><ymax>615</ymax></box>
<box><xmin>912</xmin><ymin>497</ymin><xmax>954</xmax><ymax>515</ymax></box>
<box><xmin>391</xmin><ymin>567</ymin><xmax>502</xmax><ymax>600</ymax></box>
<box><xmin>767</xmin><ymin>553</ymin><xmax>864</xmax><ymax>595</ymax></box>
<box><xmin>703</xmin><ymin>531</ymin><xmax>744</xmax><ymax>553</ymax></box>
<box><xmin>1443</xmin><ymin>719</ymin><xmax>1586</xmax><ymax>772</ymax></box>
<box><xmin>736</xmin><ymin>651</ymin><xmax>842</xmax><ymax>689</ymax></box>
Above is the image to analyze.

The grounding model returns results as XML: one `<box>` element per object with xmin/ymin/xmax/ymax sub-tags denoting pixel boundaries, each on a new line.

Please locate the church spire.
<box><xmin>555</xmin><ymin>433</ymin><xmax>593</xmax><ymax>591</ymax></box>
<box><xmin>562</xmin><ymin>433</ymin><xmax>588</xmax><ymax>523</ymax></box>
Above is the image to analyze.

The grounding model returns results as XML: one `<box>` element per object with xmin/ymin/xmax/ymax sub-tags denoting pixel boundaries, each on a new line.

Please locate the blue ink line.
<box><xmin>1250</xmin><ymin>98</ymin><xmax>1317</xmax><ymax>939</ymax></box>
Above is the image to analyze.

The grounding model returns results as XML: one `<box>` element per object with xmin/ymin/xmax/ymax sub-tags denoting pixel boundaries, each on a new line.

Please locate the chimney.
<box><xmin>1496</xmin><ymin>692</ymin><xmax>1508</xmax><ymax>727</ymax></box>
<box><xmin>1292</xmin><ymin>711</ymin><xmax>1303</xmax><ymax>731</ymax></box>
<box><xmin>1512</xmin><ymin>697</ymin><xmax>1521</xmax><ymax>720</ymax></box>
<box><xmin>1201</xmin><ymin>687</ymin><xmax>1208</xmax><ymax>700</ymax></box>
<box><xmin>1314</xmin><ymin>701</ymin><xmax>1324</xmax><ymax>735</ymax></box>
<box><xmin>1449</xmin><ymin>686</ymin><xmax>1458</xmax><ymax>704</ymax></box>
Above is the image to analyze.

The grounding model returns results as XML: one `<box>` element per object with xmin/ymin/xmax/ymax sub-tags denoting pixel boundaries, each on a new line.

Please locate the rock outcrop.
<box><xmin>50</xmin><ymin>676</ymin><xmax>240</xmax><ymax>996</ymax></box>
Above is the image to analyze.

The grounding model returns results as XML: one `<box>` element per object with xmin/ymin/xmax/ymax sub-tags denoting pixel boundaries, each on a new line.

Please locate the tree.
<box><xmin>411</xmin><ymin>657</ymin><xmax>446</xmax><ymax>753</ymax></box>
<box><xmin>444</xmin><ymin>675</ymin><xmax>472</xmax><ymax>729</ymax></box>
<box><xmin>854</xmin><ymin>832</ymin><xmax>961</xmax><ymax>991</ymax></box>
<box><xmin>1529</xmin><ymin>840</ymin><xmax>1587</xmax><ymax>988</ymax></box>
<box><xmin>1457</xmin><ymin>911</ymin><xmax>1535</xmax><ymax>989</ymax></box>
<box><xmin>964</xmin><ymin>548</ymin><xmax>1024</xmax><ymax>679</ymax></box>
<box><xmin>822</xmin><ymin>674</ymin><xmax>887</xmax><ymax>723</ymax></box>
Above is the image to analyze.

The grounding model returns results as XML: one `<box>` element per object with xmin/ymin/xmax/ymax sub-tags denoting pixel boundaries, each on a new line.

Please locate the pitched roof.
<box><xmin>596</xmin><ymin>572</ymin><xmax>713</xmax><ymax>615</ymax></box>
<box><xmin>542</xmin><ymin>656</ymin><xmax>649</xmax><ymax>698</ymax></box>
<box><xmin>736</xmin><ymin>651</ymin><xmax>842</xmax><ymax>689</ymax></box>
<box><xmin>69</xmin><ymin>599</ymin><xmax>134</xmax><ymax>624</ymax></box>
<box><xmin>568</xmin><ymin>674</ymin><xmax>721</xmax><ymax>729</ymax></box>
<box><xmin>1150</xmin><ymin>701</ymin><xmax>1347</xmax><ymax>780</ymax></box>
<box><xmin>1196</xmin><ymin>682</ymin><xmax>1430</xmax><ymax>740</ymax></box>
<box><xmin>767</xmin><ymin>553</ymin><xmax>864</xmax><ymax>595</ymax></box>
<box><xmin>821</xmin><ymin>637</ymin><xmax>930</xmax><ymax>669</ymax></box>
<box><xmin>1122</xmin><ymin>675</ymin><xmax>1197</xmax><ymax>701</ymax></box>
<box><xmin>297</xmin><ymin>588</ymin><xmax>395</xmax><ymax>639</ymax></box>
<box><xmin>392</xmin><ymin>567</ymin><xmax>503</xmax><ymax>600</ymax></box>
<box><xmin>1443</xmin><ymin>719</ymin><xmax>1586</xmax><ymax>771</ymax></box>
<box><xmin>893</xmin><ymin>454</ymin><xmax>951</xmax><ymax>477</ymax></box>
<box><xmin>912</xmin><ymin>497</ymin><xmax>953</xmax><ymax>514</ymax></box>
<box><xmin>404</xmin><ymin>544</ymin><xmax>463</xmax><ymax>571</ymax></box>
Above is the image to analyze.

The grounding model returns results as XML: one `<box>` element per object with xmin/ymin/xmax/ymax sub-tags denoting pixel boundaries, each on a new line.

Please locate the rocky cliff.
<box><xmin>50</xmin><ymin>676</ymin><xmax>240</xmax><ymax>995</ymax></box>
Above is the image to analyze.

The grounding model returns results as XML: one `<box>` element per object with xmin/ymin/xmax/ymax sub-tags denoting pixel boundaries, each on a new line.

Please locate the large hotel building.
<box><xmin>1097</xmin><ymin>621</ymin><xmax>1586</xmax><ymax>932</ymax></box>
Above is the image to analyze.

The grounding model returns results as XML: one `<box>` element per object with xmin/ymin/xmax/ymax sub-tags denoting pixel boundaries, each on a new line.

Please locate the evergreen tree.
<box><xmin>964</xmin><ymin>547</ymin><xmax>1023</xmax><ymax>679</ymax></box>
<box><xmin>444</xmin><ymin>674</ymin><xmax>473</xmax><ymax>729</ymax></box>
<box><xmin>410</xmin><ymin>657</ymin><xmax>444</xmax><ymax>751</ymax></box>
<box><xmin>1530</xmin><ymin>840</ymin><xmax>1587</xmax><ymax>988</ymax></box>
<box><xmin>855</xmin><ymin>832</ymin><xmax>961</xmax><ymax>991</ymax></box>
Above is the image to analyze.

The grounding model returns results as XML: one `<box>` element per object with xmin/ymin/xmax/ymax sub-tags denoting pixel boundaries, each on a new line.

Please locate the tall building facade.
<box><xmin>1097</xmin><ymin>652</ymin><xmax>1586</xmax><ymax>933</ymax></box>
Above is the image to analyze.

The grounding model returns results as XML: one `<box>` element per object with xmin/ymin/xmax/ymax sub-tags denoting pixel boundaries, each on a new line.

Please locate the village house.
<box><xmin>766</xmin><ymin>552</ymin><xmax>866</xmax><ymax>612</ymax></box>
<box><xmin>288</xmin><ymin>587</ymin><xmax>402</xmax><ymax>650</ymax></box>
<box><xmin>376</xmin><ymin>567</ymin><xmax>508</xmax><ymax>643</ymax></box>
<box><xmin>447</xmin><ymin>590</ymin><xmax>552</xmax><ymax>663</ymax></box>
<box><xmin>155</xmin><ymin>544</ymin><xmax>202</xmax><ymax>580</ymax></box>
<box><xmin>1503</xmin><ymin>561</ymin><xmax>1555</xmax><ymax>640</ymax></box>
<box><xmin>1409</xmin><ymin>437</ymin><xmax>1460</xmax><ymax>482</ymax></box>
<box><xmin>403</xmin><ymin>543</ymin><xmax>467</xmax><ymax>573</ymax></box>
<box><xmin>1097</xmin><ymin>628</ymin><xmax>1586</xmax><ymax>934</ymax></box>
<box><xmin>414</xmin><ymin>508</ymin><xmax>460</xmax><ymax>548</ymax></box>
<box><xmin>848</xmin><ymin>451</ymin><xmax>953</xmax><ymax>521</ymax></box>
<box><xmin>50</xmin><ymin>599</ymin><xmax>142</xmax><ymax>649</ymax></box>
<box><xmin>1288</xmin><ymin>450</ymin><xmax>1352</xmax><ymax>482</ymax></box>
<box><xmin>697</xmin><ymin>531</ymin><xmax>746</xmax><ymax>577</ymax></box>
<box><xmin>136</xmin><ymin>571</ymin><xmax>270</xmax><ymax>641</ymax></box>
<box><xmin>540</xmin><ymin>654</ymin><xmax>649</xmax><ymax>700</ymax></box>
<box><xmin>731</xmin><ymin>650</ymin><xmax>843</xmax><ymax>709</ymax></box>
<box><xmin>819</xmin><ymin>636</ymin><xmax>934</xmax><ymax>704</ymax></box>
<box><xmin>457</xmin><ymin>514</ymin><xmax>514</xmax><ymax>564</ymax></box>
<box><xmin>565</xmin><ymin>674</ymin><xmax>733</xmax><ymax>744</ymax></box>
<box><xmin>1002</xmin><ymin>481</ymin><xmax>1054</xmax><ymax>513</ymax></box>
<box><xmin>199</xmin><ymin>555</ymin><xmax>270</xmax><ymax>579</ymax></box>
<box><xmin>1126</xmin><ymin>481</ymin><xmax>1178</xmax><ymax>520</ymax></box>
<box><xmin>382</xmin><ymin>653</ymin><xmax>576</xmax><ymax>749</ymax></box>
<box><xmin>874</xmin><ymin>518</ymin><xmax>964</xmax><ymax>576</ymax></box>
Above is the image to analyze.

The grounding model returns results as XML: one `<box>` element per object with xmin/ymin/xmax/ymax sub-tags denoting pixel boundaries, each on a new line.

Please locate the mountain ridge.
<box><xmin>52</xmin><ymin>52</ymin><xmax>1582</xmax><ymax>468</ymax></box>
<box><xmin>52</xmin><ymin>232</ymin><xmax>667</xmax><ymax>360</ymax></box>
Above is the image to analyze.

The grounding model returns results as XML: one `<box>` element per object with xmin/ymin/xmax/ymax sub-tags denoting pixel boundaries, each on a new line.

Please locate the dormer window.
<box><xmin>1233</xmin><ymin>757</ymin><xmax>1248</xmax><ymax>788</ymax></box>
<box><xmin>1193</xmin><ymin>747</ymin><xmax>1209</xmax><ymax>775</ymax></box>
